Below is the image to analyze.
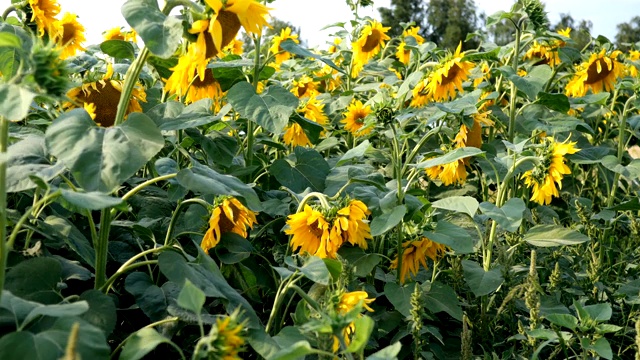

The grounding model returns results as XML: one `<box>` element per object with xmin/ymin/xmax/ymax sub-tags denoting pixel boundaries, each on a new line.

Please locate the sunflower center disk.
<box><xmin>585</xmin><ymin>59</ymin><xmax>613</xmax><ymax>84</ymax></box>
<box><xmin>79</xmin><ymin>81</ymin><xmax>121</xmax><ymax>127</ymax></box>
<box><xmin>192</xmin><ymin>70</ymin><xmax>217</xmax><ymax>89</ymax></box>
<box><xmin>441</xmin><ymin>63</ymin><xmax>462</xmax><ymax>85</ymax></box>
<box><xmin>218</xmin><ymin>10</ymin><xmax>242</xmax><ymax>50</ymax></box>
<box><xmin>361</xmin><ymin>30</ymin><xmax>382</xmax><ymax>52</ymax></box>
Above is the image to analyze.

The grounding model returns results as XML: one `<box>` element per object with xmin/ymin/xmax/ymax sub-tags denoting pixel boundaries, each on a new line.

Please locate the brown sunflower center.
<box><xmin>61</xmin><ymin>22</ymin><xmax>77</xmax><ymax>45</ymax></box>
<box><xmin>296</xmin><ymin>83</ymin><xmax>310</xmax><ymax>97</ymax></box>
<box><xmin>308</xmin><ymin>220</ymin><xmax>325</xmax><ymax>239</ymax></box>
<box><xmin>77</xmin><ymin>81</ymin><xmax>121</xmax><ymax>127</ymax></box>
<box><xmin>353</xmin><ymin>111</ymin><xmax>367</xmax><ymax>125</ymax></box>
<box><xmin>218</xmin><ymin>10</ymin><xmax>242</xmax><ymax>50</ymax></box>
<box><xmin>585</xmin><ymin>58</ymin><xmax>613</xmax><ymax>84</ymax></box>
<box><xmin>362</xmin><ymin>29</ymin><xmax>382</xmax><ymax>52</ymax></box>
<box><xmin>441</xmin><ymin>63</ymin><xmax>462</xmax><ymax>85</ymax></box>
<box><xmin>218</xmin><ymin>212</ymin><xmax>236</xmax><ymax>234</ymax></box>
<box><xmin>192</xmin><ymin>70</ymin><xmax>218</xmax><ymax>90</ymax></box>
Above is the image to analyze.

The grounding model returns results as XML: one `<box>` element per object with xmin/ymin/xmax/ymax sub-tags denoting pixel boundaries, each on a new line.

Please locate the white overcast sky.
<box><xmin>3</xmin><ymin>0</ymin><xmax>639</xmax><ymax>48</ymax></box>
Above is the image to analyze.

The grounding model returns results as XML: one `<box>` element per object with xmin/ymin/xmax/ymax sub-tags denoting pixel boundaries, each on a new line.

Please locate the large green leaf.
<box><xmin>479</xmin><ymin>198</ymin><xmax>526</xmax><ymax>232</ymax></box>
<box><xmin>346</xmin><ymin>315</ymin><xmax>374</xmax><ymax>352</ymax></box>
<box><xmin>461</xmin><ymin>260</ymin><xmax>504</xmax><ymax>297</ymax></box>
<box><xmin>184</xmin><ymin>128</ymin><xmax>238</xmax><ymax>168</ymax></box>
<box><xmin>177</xmin><ymin>279</ymin><xmax>206</xmax><ymax>315</ymax></box>
<box><xmin>176</xmin><ymin>161</ymin><xmax>261</xmax><ymax>211</ymax></box>
<box><xmin>270</xmin><ymin>147</ymin><xmax>330</xmax><ymax>193</ymax></box>
<box><xmin>119</xmin><ymin>328</ymin><xmax>176</xmax><ymax>360</ymax></box>
<box><xmin>121</xmin><ymin>0</ymin><xmax>182</xmax><ymax>58</ymax></box>
<box><xmin>503</xmin><ymin>64</ymin><xmax>553</xmax><ymax>100</ymax></box>
<box><xmin>5</xmin><ymin>257</ymin><xmax>62</xmax><ymax>304</ymax></box>
<box><xmin>100</xmin><ymin>39</ymin><xmax>135</xmax><ymax>60</ymax></box>
<box><xmin>284</xmin><ymin>256</ymin><xmax>331</xmax><ymax>286</ymax></box>
<box><xmin>45</xmin><ymin>110</ymin><xmax>164</xmax><ymax>193</ymax></box>
<box><xmin>423</xmin><ymin>282</ymin><xmax>463</xmax><ymax>321</ymax></box>
<box><xmin>79</xmin><ymin>290</ymin><xmax>117</xmax><ymax>335</ymax></box>
<box><xmin>6</xmin><ymin>136</ymin><xmax>65</xmax><ymax>192</ymax></box>
<box><xmin>0</xmin><ymin>83</ymin><xmax>35</xmax><ymax>122</ymax></box>
<box><xmin>523</xmin><ymin>225</ymin><xmax>590</xmax><ymax>247</ymax></box>
<box><xmin>42</xmin><ymin>216</ymin><xmax>95</xmax><ymax>268</ymax></box>
<box><xmin>431</xmin><ymin>196</ymin><xmax>479</xmax><ymax>218</ymax></box>
<box><xmin>227</xmin><ymin>82</ymin><xmax>299</xmax><ymax>134</ymax></box>
<box><xmin>279</xmin><ymin>39</ymin><xmax>344</xmax><ymax>73</ymax></box>
<box><xmin>59</xmin><ymin>189</ymin><xmax>124</xmax><ymax>211</ymax></box>
<box><xmin>124</xmin><ymin>272</ymin><xmax>172</xmax><ymax>322</ymax></box>
<box><xmin>383</xmin><ymin>282</ymin><xmax>415</xmax><ymax>317</ymax></box>
<box><xmin>415</xmin><ymin>147</ymin><xmax>484</xmax><ymax>169</ymax></box>
<box><xmin>370</xmin><ymin>205</ymin><xmax>406</xmax><ymax>237</ymax></box>
<box><xmin>424</xmin><ymin>221</ymin><xmax>475</xmax><ymax>254</ymax></box>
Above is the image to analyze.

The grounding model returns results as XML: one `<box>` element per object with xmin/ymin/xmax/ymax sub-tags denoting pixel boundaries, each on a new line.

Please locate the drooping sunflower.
<box><xmin>270</xmin><ymin>27</ymin><xmax>298</xmax><ymax>64</ymax></box>
<box><xmin>103</xmin><ymin>26</ymin><xmax>137</xmax><ymax>42</ymax></box>
<box><xmin>331</xmin><ymin>200</ymin><xmax>372</xmax><ymax>250</ymax></box>
<box><xmin>332</xmin><ymin>290</ymin><xmax>375</xmax><ymax>352</ymax></box>
<box><xmin>291</xmin><ymin>74</ymin><xmax>318</xmax><ymax>98</ymax></box>
<box><xmin>204</xmin><ymin>0</ymin><xmax>271</xmax><ymax>53</ymax></box>
<box><xmin>201</xmin><ymin>196</ymin><xmax>257</xmax><ymax>253</ymax></box>
<box><xmin>423</xmin><ymin>42</ymin><xmax>475</xmax><ymax>102</ymax></box>
<box><xmin>286</xmin><ymin>204</ymin><xmax>342</xmax><ymax>259</ymax></box>
<box><xmin>523</xmin><ymin>28</ymin><xmax>570</xmax><ymax>68</ymax></box>
<box><xmin>206</xmin><ymin>315</ymin><xmax>245</xmax><ymax>359</ymax></box>
<box><xmin>395</xmin><ymin>26</ymin><xmax>424</xmax><ymax>65</ymax></box>
<box><xmin>409</xmin><ymin>79</ymin><xmax>430</xmax><ymax>108</ymax></box>
<box><xmin>65</xmin><ymin>64</ymin><xmax>146</xmax><ymax>127</ymax></box>
<box><xmin>282</xmin><ymin>123</ymin><xmax>309</xmax><ymax>147</ymax></box>
<box><xmin>390</xmin><ymin>237</ymin><xmax>446</xmax><ymax>284</ymax></box>
<box><xmin>315</xmin><ymin>65</ymin><xmax>342</xmax><ymax>93</ymax></box>
<box><xmin>521</xmin><ymin>137</ymin><xmax>579</xmax><ymax>205</ymax></box>
<box><xmin>627</xmin><ymin>49</ymin><xmax>640</xmax><ymax>77</ymax></box>
<box><xmin>351</xmin><ymin>20</ymin><xmax>390</xmax><ymax>77</ymax></box>
<box><xmin>28</xmin><ymin>0</ymin><xmax>60</xmax><ymax>37</ymax></box>
<box><xmin>223</xmin><ymin>38</ymin><xmax>244</xmax><ymax>56</ymax></box>
<box><xmin>52</xmin><ymin>13</ymin><xmax>86</xmax><ymax>59</ymax></box>
<box><xmin>454</xmin><ymin>111</ymin><xmax>494</xmax><ymax>150</ymax></box>
<box><xmin>341</xmin><ymin>99</ymin><xmax>372</xmax><ymax>136</ymax></box>
<box><xmin>565</xmin><ymin>48</ymin><xmax>624</xmax><ymax>97</ymax></box>
<box><xmin>283</xmin><ymin>95</ymin><xmax>328</xmax><ymax>147</ymax></box>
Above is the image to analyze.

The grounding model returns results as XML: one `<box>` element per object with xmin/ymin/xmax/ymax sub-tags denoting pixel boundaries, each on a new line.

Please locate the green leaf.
<box><xmin>0</xmin><ymin>290</ymin><xmax>40</xmax><ymax>327</ymax></box>
<box><xmin>45</xmin><ymin>110</ymin><xmax>164</xmax><ymax>193</ymax></box>
<box><xmin>79</xmin><ymin>290</ymin><xmax>117</xmax><ymax>336</ymax></box>
<box><xmin>587</xmin><ymin>337</ymin><xmax>613</xmax><ymax>360</ymax></box>
<box><xmin>479</xmin><ymin>198</ymin><xmax>526</xmax><ymax>232</ymax></box>
<box><xmin>383</xmin><ymin>282</ymin><xmax>415</xmax><ymax>317</ymax></box>
<box><xmin>215</xmin><ymin>232</ymin><xmax>253</xmax><ymax>265</ymax></box>
<box><xmin>504</xmin><ymin>64</ymin><xmax>553</xmax><ymax>100</ymax></box>
<box><xmin>177</xmin><ymin>162</ymin><xmax>261</xmax><ymax>211</ymax></box>
<box><xmin>7</xmin><ymin>136</ymin><xmax>64</xmax><ymax>193</ymax></box>
<box><xmin>370</xmin><ymin>205</ymin><xmax>406</xmax><ymax>237</ymax></box>
<box><xmin>121</xmin><ymin>0</ymin><xmax>182</xmax><ymax>58</ymax></box>
<box><xmin>227</xmin><ymin>82</ymin><xmax>299</xmax><ymax>134</ymax></box>
<box><xmin>268</xmin><ymin>340</ymin><xmax>315</xmax><ymax>360</ymax></box>
<box><xmin>119</xmin><ymin>328</ymin><xmax>174</xmax><ymax>360</ymax></box>
<box><xmin>285</xmin><ymin>256</ymin><xmax>331</xmax><ymax>285</ymax></box>
<box><xmin>339</xmin><ymin>247</ymin><xmax>381</xmax><ymax>277</ymax></box>
<box><xmin>461</xmin><ymin>260</ymin><xmax>503</xmax><ymax>297</ymax></box>
<box><xmin>158</xmin><ymin>99</ymin><xmax>224</xmax><ymax>130</ymax></box>
<box><xmin>280</xmin><ymin>39</ymin><xmax>345</xmax><ymax>74</ymax></box>
<box><xmin>567</xmin><ymin>146</ymin><xmax>611</xmax><ymax>164</ymax></box>
<box><xmin>461</xmin><ymin>47</ymin><xmax>500</xmax><ymax>62</ymax></box>
<box><xmin>0</xmin><ymin>32</ymin><xmax>21</xmax><ymax>48</ymax></box>
<box><xmin>59</xmin><ymin>189</ymin><xmax>124</xmax><ymax>210</ymax></box>
<box><xmin>424</xmin><ymin>221</ymin><xmax>475</xmax><ymax>254</ymax></box>
<box><xmin>290</xmin><ymin>113</ymin><xmax>324</xmax><ymax>144</ymax></box>
<box><xmin>184</xmin><ymin>128</ymin><xmax>238</xmax><ymax>168</ymax></box>
<box><xmin>536</xmin><ymin>92</ymin><xmax>570</xmax><ymax>113</ymax></box>
<box><xmin>545</xmin><ymin>314</ymin><xmax>578</xmax><ymax>330</ymax></box>
<box><xmin>580</xmin><ymin>303</ymin><xmax>612</xmax><ymax>322</ymax></box>
<box><xmin>337</xmin><ymin>140</ymin><xmax>370</xmax><ymax>166</ymax></box>
<box><xmin>431</xmin><ymin>196</ymin><xmax>479</xmax><ymax>218</ymax></box>
<box><xmin>0</xmin><ymin>331</ymin><xmax>59</xmax><ymax>360</ymax></box>
<box><xmin>39</xmin><ymin>318</ymin><xmax>110</xmax><ymax>360</ymax></box>
<box><xmin>601</xmin><ymin>155</ymin><xmax>640</xmax><ymax>179</ymax></box>
<box><xmin>177</xmin><ymin>279</ymin><xmax>206</xmax><ymax>315</ymax></box>
<box><xmin>346</xmin><ymin>315</ymin><xmax>374</xmax><ymax>352</ymax></box>
<box><xmin>424</xmin><ymin>282</ymin><xmax>463</xmax><ymax>321</ymax></box>
<box><xmin>0</xmin><ymin>83</ymin><xmax>35</xmax><ymax>122</ymax></box>
<box><xmin>523</xmin><ymin>225</ymin><xmax>590</xmax><ymax>247</ymax></box>
<box><xmin>42</xmin><ymin>216</ymin><xmax>95</xmax><ymax>268</ymax></box>
<box><xmin>415</xmin><ymin>147</ymin><xmax>484</xmax><ymax>169</ymax></box>
<box><xmin>5</xmin><ymin>257</ymin><xmax>62</xmax><ymax>304</ymax></box>
<box><xmin>270</xmin><ymin>147</ymin><xmax>330</xmax><ymax>193</ymax></box>
<box><xmin>22</xmin><ymin>301</ymin><xmax>89</xmax><ymax>328</ymax></box>
<box><xmin>366</xmin><ymin>342</ymin><xmax>401</xmax><ymax>360</ymax></box>
<box><xmin>100</xmin><ymin>39</ymin><xmax>135</xmax><ymax>60</ymax></box>
<box><xmin>124</xmin><ymin>272</ymin><xmax>170</xmax><ymax>322</ymax></box>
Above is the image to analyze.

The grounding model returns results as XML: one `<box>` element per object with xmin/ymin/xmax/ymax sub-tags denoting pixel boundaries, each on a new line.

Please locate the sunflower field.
<box><xmin>3</xmin><ymin>0</ymin><xmax>640</xmax><ymax>358</ymax></box>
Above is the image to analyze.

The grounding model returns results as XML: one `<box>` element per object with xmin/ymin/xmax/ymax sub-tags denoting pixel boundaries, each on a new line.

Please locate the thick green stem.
<box><xmin>0</xmin><ymin>116</ymin><xmax>8</xmax><ymax>303</ymax></box>
<box><xmin>113</xmin><ymin>47</ymin><xmax>149</xmax><ymax>127</ymax></box>
<box><xmin>507</xmin><ymin>25</ymin><xmax>522</xmax><ymax>144</ymax></box>
<box><xmin>608</xmin><ymin>94</ymin><xmax>637</xmax><ymax>207</ymax></box>
<box><xmin>101</xmin><ymin>245</ymin><xmax>169</xmax><ymax>293</ymax></box>
<box><xmin>391</xmin><ymin>126</ymin><xmax>405</xmax><ymax>282</ymax></box>
<box><xmin>94</xmin><ymin>209</ymin><xmax>112</xmax><ymax>289</ymax></box>
<box><xmin>7</xmin><ymin>191</ymin><xmax>62</xmax><ymax>249</ymax></box>
<box><xmin>246</xmin><ymin>35</ymin><xmax>262</xmax><ymax>169</ymax></box>
<box><xmin>164</xmin><ymin>198</ymin><xmax>210</xmax><ymax>246</ymax></box>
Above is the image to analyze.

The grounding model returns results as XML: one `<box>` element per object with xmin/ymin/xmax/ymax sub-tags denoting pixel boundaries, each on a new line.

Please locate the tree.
<box><xmin>378</xmin><ymin>0</ymin><xmax>427</xmax><ymax>39</ymax></box>
<box><xmin>615</xmin><ymin>16</ymin><xmax>640</xmax><ymax>51</ymax></box>
<box><xmin>379</xmin><ymin>0</ymin><xmax>479</xmax><ymax>50</ymax></box>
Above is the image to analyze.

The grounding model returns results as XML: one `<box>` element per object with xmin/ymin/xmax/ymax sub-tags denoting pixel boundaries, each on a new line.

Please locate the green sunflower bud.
<box><xmin>522</xmin><ymin>0</ymin><xmax>549</xmax><ymax>33</ymax></box>
<box><xmin>375</xmin><ymin>104</ymin><xmax>395</xmax><ymax>125</ymax></box>
<box><xmin>31</xmin><ymin>41</ymin><xmax>69</xmax><ymax>97</ymax></box>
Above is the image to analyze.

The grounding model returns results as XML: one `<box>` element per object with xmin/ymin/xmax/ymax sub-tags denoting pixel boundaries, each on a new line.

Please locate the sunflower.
<box><xmin>565</xmin><ymin>48</ymin><xmax>624</xmax><ymax>97</ymax></box>
<box><xmin>164</xmin><ymin>44</ymin><xmax>223</xmax><ymax>107</ymax></box>
<box><xmin>103</xmin><ymin>26</ymin><xmax>137</xmax><ymax>42</ymax></box>
<box><xmin>52</xmin><ymin>13</ymin><xmax>86</xmax><ymax>59</ymax></box>
<box><xmin>331</xmin><ymin>200</ymin><xmax>372</xmax><ymax>249</ymax></box>
<box><xmin>341</xmin><ymin>99</ymin><xmax>372</xmax><ymax>136</ymax></box>
<box><xmin>204</xmin><ymin>0</ymin><xmax>271</xmax><ymax>53</ymax></box>
<box><xmin>283</xmin><ymin>95</ymin><xmax>328</xmax><ymax>146</ymax></box>
<box><xmin>627</xmin><ymin>49</ymin><xmax>640</xmax><ymax>77</ymax></box>
<box><xmin>390</xmin><ymin>237</ymin><xmax>446</xmax><ymax>284</ymax></box>
<box><xmin>409</xmin><ymin>79</ymin><xmax>430</xmax><ymax>108</ymax></box>
<box><xmin>223</xmin><ymin>38</ymin><xmax>244</xmax><ymax>56</ymax></box>
<box><xmin>315</xmin><ymin>65</ymin><xmax>342</xmax><ymax>93</ymax></box>
<box><xmin>351</xmin><ymin>20</ymin><xmax>390</xmax><ymax>77</ymax></box>
<box><xmin>28</xmin><ymin>0</ymin><xmax>60</xmax><ymax>37</ymax></box>
<box><xmin>286</xmin><ymin>204</ymin><xmax>342</xmax><ymax>259</ymax></box>
<box><xmin>65</xmin><ymin>64</ymin><xmax>146</xmax><ymax>127</ymax></box>
<box><xmin>424</xmin><ymin>42</ymin><xmax>475</xmax><ymax>101</ymax></box>
<box><xmin>291</xmin><ymin>75</ymin><xmax>318</xmax><ymax>98</ymax></box>
<box><xmin>454</xmin><ymin>111</ymin><xmax>494</xmax><ymax>149</ymax></box>
<box><xmin>523</xmin><ymin>29</ymin><xmax>570</xmax><ymax>68</ymax></box>
<box><xmin>332</xmin><ymin>290</ymin><xmax>375</xmax><ymax>352</ymax></box>
<box><xmin>206</xmin><ymin>315</ymin><xmax>245</xmax><ymax>359</ymax></box>
<box><xmin>270</xmin><ymin>27</ymin><xmax>298</xmax><ymax>64</ymax></box>
<box><xmin>328</xmin><ymin>37</ymin><xmax>342</xmax><ymax>54</ymax></box>
<box><xmin>201</xmin><ymin>196</ymin><xmax>257</xmax><ymax>253</ymax></box>
<box><xmin>521</xmin><ymin>137</ymin><xmax>579</xmax><ymax>205</ymax></box>
<box><xmin>396</xmin><ymin>26</ymin><xmax>424</xmax><ymax>65</ymax></box>
<box><xmin>438</xmin><ymin>159</ymin><xmax>468</xmax><ymax>186</ymax></box>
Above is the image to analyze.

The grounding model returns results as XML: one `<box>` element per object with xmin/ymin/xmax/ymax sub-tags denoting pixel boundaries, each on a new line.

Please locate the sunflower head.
<box><xmin>566</xmin><ymin>49</ymin><xmax>624</xmax><ymax>97</ymax></box>
<box><xmin>52</xmin><ymin>12</ymin><xmax>86</xmax><ymax>59</ymax></box>
<box><xmin>351</xmin><ymin>20</ymin><xmax>391</xmax><ymax>77</ymax></box>
<box><xmin>270</xmin><ymin>27</ymin><xmax>299</xmax><ymax>64</ymax></box>
<box><xmin>201</xmin><ymin>196</ymin><xmax>257</xmax><ymax>253</ymax></box>
<box><xmin>194</xmin><ymin>310</ymin><xmax>246</xmax><ymax>359</ymax></box>
<box><xmin>424</xmin><ymin>42</ymin><xmax>475</xmax><ymax>102</ymax></box>
<box><xmin>331</xmin><ymin>198</ymin><xmax>372</xmax><ymax>250</ymax></box>
<box><xmin>391</xmin><ymin>237</ymin><xmax>446</xmax><ymax>283</ymax></box>
<box><xmin>28</xmin><ymin>0</ymin><xmax>60</xmax><ymax>37</ymax></box>
<box><xmin>103</xmin><ymin>27</ymin><xmax>137</xmax><ymax>42</ymax></box>
<box><xmin>286</xmin><ymin>204</ymin><xmax>341</xmax><ymax>258</ymax></box>
<box><xmin>341</xmin><ymin>99</ymin><xmax>373</xmax><ymax>136</ymax></box>
<box><xmin>31</xmin><ymin>40</ymin><xmax>69</xmax><ymax>96</ymax></box>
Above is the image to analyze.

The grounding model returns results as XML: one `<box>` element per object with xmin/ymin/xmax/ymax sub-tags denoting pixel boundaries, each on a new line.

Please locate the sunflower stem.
<box><xmin>607</xmin><ymin>94</ymin><xmax>637</xmax><ymax>208</ymax></box>
<box><xmin>113</xmin><ymin>46</ymin><xmax>149</xmax><ymax>127</ymax></box>
<box><xmin>247</xmin><ymin>34</ymin><xmax>263</xmax><ymax>170</ymax></box>
<box><xmin>7</xmin><ymin>191</ymin><xmax>61</xmax><ymax>250</ymax></box>
<box><xmin>94</xmin><ymin>208</ymin><xmax>113</xmax><ymax>290</ymax></box>
<box><xmin>390</xmin><ymin>124</ymin><xmax>405</xmax><ymax>282</ymax></box>
<box><xmin>164</xmin><ymin>198</ymin><xmax>211</xmax><ymax>246</ymax></box>
<box><xmin>507</xmin><ymin>23</ymin><xmax>522</xmax><ymax>145</ymax></box>
<box><xmin>0</xmin><ymin>115</ymin><xmax>8</xmax><ymax>303</ymax></box>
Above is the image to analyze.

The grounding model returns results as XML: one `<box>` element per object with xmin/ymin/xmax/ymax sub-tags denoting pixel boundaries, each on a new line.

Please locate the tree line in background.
<box><xmin>375</xmin><ymin>0</ymin><xmax>640</xmax><ymax>51</ymax></box>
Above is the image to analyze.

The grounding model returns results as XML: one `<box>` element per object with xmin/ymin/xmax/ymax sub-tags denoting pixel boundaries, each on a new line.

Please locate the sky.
<box><xmin>3</xmin><ymin>0</ymin><xmax>639</xmax><ymax>48</ymax></box>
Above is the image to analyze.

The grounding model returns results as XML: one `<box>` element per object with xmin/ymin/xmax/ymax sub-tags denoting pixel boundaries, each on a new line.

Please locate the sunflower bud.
<box><xmin>375</xmin><ymin>104</ymin><xmax>395</xmax><ymax>126</ymax></box>
<box><xmin>522</xmin><ymin>0</ymin><xmax>548</xmax><ymax>33</ymax></box>
<box><xmin>31</xmin><ymin>41</ymin><xmax>69</xmax><ymax>97</ymax></box>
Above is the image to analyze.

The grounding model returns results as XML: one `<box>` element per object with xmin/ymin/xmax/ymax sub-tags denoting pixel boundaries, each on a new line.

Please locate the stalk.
<box><xmin>247</xmin><ymin>34</ymin><xmax>262</xmax><ymax>169</ymax></box>
<box><xmin>507</xmin><ymin>21</ymin><xmax>522</xmax><ymax>144</ymax></box>
<box><xmin>608</xmin><ymin>94</ymin><xmax>637</xmax><ymax>207</ymax></box>
<box><xmin>0</xmin><ymin>116</ymin><xmax>8</xmax><ymax>303</ymax></box>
